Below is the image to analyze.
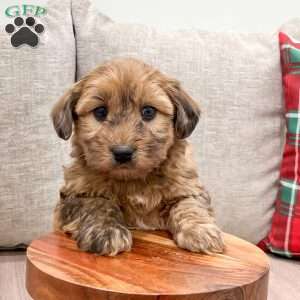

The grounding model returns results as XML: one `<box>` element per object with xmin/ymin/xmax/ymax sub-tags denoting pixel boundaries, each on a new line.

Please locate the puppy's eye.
<box><xmin>93</xmin><ymin>106</ymin><xmax>108</xmax><ymax>121</ymax></box>
<box><xmin>141</xmin><ymin>106</ymin><xmax>156</xmax><ymax>121</ymax></box>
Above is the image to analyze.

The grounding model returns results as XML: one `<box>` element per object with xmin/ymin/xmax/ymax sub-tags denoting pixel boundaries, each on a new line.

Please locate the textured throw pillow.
<box><xmin>71</xmin><ymin>0</ymin><xmax>289</xmax><ymax>244</ymax></box>
<box><xmin>0</xmin><ymin>0</ymin><xmax>75</xmax><ymax>247</ymax></box>
<box><xmin>259</xmin><ymin>31</ymin><xmax>300</xmax><ymax>257</ymax></box>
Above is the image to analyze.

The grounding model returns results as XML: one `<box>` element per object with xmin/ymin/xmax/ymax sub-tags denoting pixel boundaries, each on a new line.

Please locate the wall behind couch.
<box><xmin>94</xmin><ymin>0</ymin><xmax>299</xmax><ymax>32</ymax></box>
<box><xmin>0</xmin><ymin>0</ymin><xmax>298</xmax><ymax>31</ymax></box>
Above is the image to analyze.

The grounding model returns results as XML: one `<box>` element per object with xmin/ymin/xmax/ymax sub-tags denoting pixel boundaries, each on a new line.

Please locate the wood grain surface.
<box><xmin>26</xmin><ymin>231</ymin><xmax>269</xmax><ymax>300</ymax></box>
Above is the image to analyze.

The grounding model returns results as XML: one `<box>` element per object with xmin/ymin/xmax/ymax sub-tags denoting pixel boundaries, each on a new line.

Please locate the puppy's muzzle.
<box><xmin>111</xmin><ymin>145</ymin><xmax>135</xmax><ymax>164</ymax></box>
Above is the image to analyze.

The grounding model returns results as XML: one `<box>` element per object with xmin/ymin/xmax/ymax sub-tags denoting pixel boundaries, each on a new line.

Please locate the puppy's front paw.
<box><xmin>77</xmin><ymin>225</ymin><xmax>132</xmax><ymax>256</ymax></box>
<box><xmin>174</xmin><ymin>224</ymin><xmax>224</xmax><ymax>254</ymax></box>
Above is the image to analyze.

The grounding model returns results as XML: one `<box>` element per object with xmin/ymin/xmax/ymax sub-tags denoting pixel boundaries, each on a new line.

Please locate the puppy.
<box><xmin>51</xmin><ymin>58</ymin><xmax>224</xmax><ymax>256</ymax></box>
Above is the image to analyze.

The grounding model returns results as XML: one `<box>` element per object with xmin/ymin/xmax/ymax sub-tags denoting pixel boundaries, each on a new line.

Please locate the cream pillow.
<box><xmin>71</xmin><ymin>0</ymin><xmax>286</xmax><ymax>244</ymax></box>
<box><xmin>0</xmin><ymin>0</ymin><xmax>75</xmax><ymax>247</ymax></box>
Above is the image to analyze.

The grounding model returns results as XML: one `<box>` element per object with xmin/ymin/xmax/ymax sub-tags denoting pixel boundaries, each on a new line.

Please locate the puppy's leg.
<box><xmin>54</xmin><ymin>195</ymin><xmax>132</xmax><ymax>256</ymax></box>
<box><xmin>167</xmin><ymin>193</ymin><xmax>224</xmax><ymax>254</ymax></box>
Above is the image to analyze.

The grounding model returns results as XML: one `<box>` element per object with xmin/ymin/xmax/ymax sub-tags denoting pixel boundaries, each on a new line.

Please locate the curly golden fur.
<box><xmin>51</xmin><ymin>58</ymin><xmax>224</xmax><ymax>256</ymax></box>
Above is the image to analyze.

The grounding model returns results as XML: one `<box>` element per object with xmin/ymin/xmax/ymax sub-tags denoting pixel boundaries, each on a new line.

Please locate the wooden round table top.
<box><xmin>26</xmin><ymin>231</ymin><xmax>269</xmax><ymax>300</ymax></box>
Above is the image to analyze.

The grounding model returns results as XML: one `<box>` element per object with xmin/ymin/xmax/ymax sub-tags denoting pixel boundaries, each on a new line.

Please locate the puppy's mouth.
<box><xmin>109</xmin><ymin>161</ymin><xmax>143</xmax><ymax>180</ymax></box>
<box><xmin>113</xmin><ymin>160</ymin><xmax>135</xmax><ymax>169</ymax></box>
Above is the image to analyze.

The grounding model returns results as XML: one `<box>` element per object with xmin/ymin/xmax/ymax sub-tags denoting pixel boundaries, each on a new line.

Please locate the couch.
<box><xmin>1</xmin><ymin>1</ymin><xmax>300</xmax><ymax>299</ymax></box>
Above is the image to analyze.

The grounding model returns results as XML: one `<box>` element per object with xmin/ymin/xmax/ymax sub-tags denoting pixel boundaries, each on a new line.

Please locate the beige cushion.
<box><xmin>0</xmin><ymin>0</ymin><xmax>75</xmax><ymax>246</ymax></box>
<box><xmin>72</xmin><ymin>0</ymin><xmax>287</xmax><ymax>244</ymax></box>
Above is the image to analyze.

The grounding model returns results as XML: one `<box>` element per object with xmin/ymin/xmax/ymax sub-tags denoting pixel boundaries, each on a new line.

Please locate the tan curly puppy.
<box><xmin>51</xmin><ymin>58</ymin><xmax>224</xmax><ymax>256</ymax></box>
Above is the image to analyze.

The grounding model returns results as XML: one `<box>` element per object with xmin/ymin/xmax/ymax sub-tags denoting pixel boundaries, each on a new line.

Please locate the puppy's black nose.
<box><xmin>111</xmin><ymin>145</ymin><xmax>135</xmax><ymax>164</ymax></box>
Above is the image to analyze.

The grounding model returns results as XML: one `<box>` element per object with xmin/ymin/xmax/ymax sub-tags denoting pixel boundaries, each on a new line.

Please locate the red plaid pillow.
<box><xmin>259</xmin><ymin>32</ymin><xmax>300</xmax><ymax>257</ymax></box>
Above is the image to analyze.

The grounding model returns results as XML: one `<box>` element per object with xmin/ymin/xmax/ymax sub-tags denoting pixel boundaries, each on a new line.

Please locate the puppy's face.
<box><xmin>52</xmin><ymin>59</ymin><xmax>200</xmax><ymax>180</ymax></box>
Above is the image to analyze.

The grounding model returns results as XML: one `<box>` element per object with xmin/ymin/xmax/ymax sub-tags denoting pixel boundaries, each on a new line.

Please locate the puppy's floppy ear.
<box><xmin>163</xmin><ymin>79</ymin><xmax>201</xmax><ymax>139</ymax></box>
<box><xmin>51</xmin><ymin>80</ymin><xmax>84</xmax><ymax>140</ymax></box>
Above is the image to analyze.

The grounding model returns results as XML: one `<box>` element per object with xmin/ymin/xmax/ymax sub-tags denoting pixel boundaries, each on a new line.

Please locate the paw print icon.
<box><xmin>5</xmin><ymin>16</ymin><xmax>45</xmax><ymax>48</ymax></box>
